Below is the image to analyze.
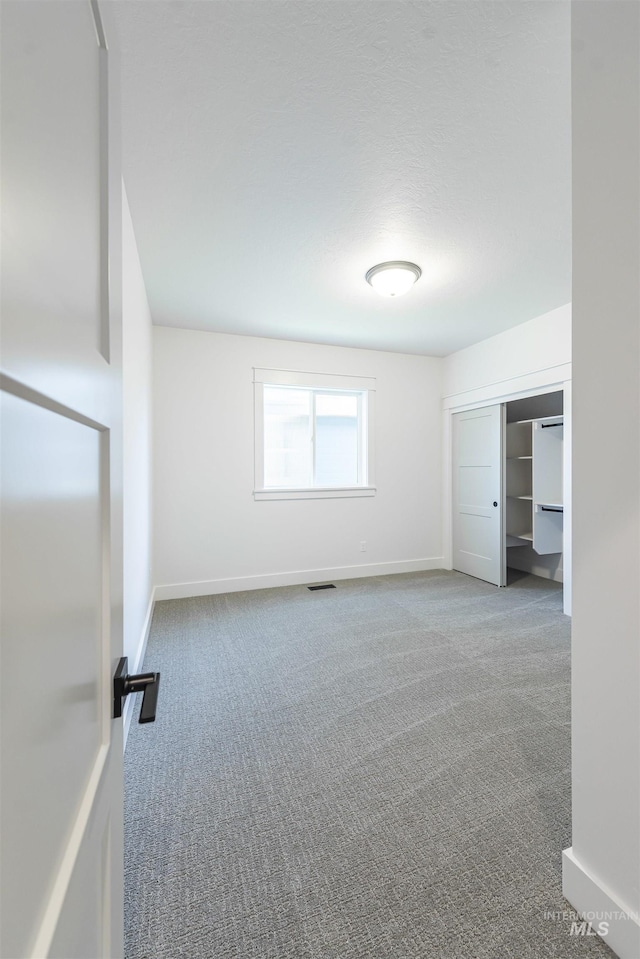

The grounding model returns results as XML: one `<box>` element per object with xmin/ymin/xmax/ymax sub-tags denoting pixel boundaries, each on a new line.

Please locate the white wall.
<box><xmin>122</xmin><ymin>185</ymin><xmax>154</xmax><ymax>685</ymax></box>
<box><xmin>563</xmin><ymin>5</ymin><xmax>640</xmax><ymax>958</ymax></box>
<box><xmin>153</xmin><ymin>328</ymin><xmax>443</xmax><ymax>597</ymax></box>
<box><xmin>443</xmin><ymin>303</ymin><xmax>571</xmax><ymax>403</ymax></box>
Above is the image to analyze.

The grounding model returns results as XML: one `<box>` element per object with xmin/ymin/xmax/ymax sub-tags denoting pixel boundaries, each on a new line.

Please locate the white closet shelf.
<box><xmin>510</xmin><ymin>415</ymin><xmax>563</xmax><ymax>425</ymax></box>
<box><xmin>507</xmin><ymin>532</ymin><xmax>533</xmax><ymax>546</ymax></box>
<box><xmin>536</xmin><ymin>502</ymin><xmax>563</xmax><ymax>510</ymax></box>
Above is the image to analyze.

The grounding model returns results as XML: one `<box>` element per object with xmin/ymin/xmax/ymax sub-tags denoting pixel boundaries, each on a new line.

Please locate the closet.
<box><xmin>451</xmin><ymin>390</ymin><xmax>565</xmax><ymax>590</ymax></box>
<box><xmin>505</xmin><ymin>391</ymin><xmax>564</xmax><ymax>582</ymax></box>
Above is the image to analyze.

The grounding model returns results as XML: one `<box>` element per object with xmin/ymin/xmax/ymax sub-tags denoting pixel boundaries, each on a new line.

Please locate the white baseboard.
<box><xmin>123</xmin><ymin>588</ymin><xmax>156</xmax><ymax>751</ymax></box>
<box><xmin>563</xmin><ymin>847</ymin><xmax>640</xmax><ymax>958</ymax></box>
<box><xmin>154</xmin><ymin>557</ymin><xmax>445</xmax><ymax>602</ymax></box>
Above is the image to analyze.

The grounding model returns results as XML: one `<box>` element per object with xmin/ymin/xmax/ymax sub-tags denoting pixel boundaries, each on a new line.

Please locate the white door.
<box><xmin>452</xmin><ymin>405</ymin><xmax>505</xmax><ymax>587</ymax></box>
<box><xmin>1</xmin><ymin>3</ymin><xmax>124</xmax><ymax>956</ymax></box>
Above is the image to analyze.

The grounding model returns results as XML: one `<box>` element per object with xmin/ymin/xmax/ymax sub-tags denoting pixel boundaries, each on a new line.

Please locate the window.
<box><xmin>254</xmin><ymin>368</ymin><xmax>376</xmax><ymax>500</ymax></box>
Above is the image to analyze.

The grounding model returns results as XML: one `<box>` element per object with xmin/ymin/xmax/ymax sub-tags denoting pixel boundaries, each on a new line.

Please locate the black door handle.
<box><xmin>113</xmin><ymin>656</ymin><xmax>160</xmax><ymax>723</ymax></box>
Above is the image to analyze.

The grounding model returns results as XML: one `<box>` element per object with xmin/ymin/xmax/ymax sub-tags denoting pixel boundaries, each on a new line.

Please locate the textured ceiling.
<box><xmin>115</xmin><ymin>1</ymin><xmax>571</xmax><ymax>356</ymax></box>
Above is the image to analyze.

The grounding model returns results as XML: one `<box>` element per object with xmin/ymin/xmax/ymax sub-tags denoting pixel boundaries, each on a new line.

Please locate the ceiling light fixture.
<box><xmin>365</xmin><ymin>260</ymin><xmax>422</xmax><ymax>297</ymax></box>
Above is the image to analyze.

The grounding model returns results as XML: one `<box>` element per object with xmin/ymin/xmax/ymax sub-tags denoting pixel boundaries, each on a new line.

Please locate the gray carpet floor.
<box><xmin>124</xmin><ymin>570</ymin><xmax>614</xmax><ymax>959</ymax></box>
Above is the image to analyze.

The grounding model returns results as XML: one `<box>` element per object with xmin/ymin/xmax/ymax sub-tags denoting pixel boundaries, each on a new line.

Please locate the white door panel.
<box><xmin>1</xmin><ymin>2</ymin><xmax>124</xmax><ymax>956</ymax></box>
<box><xmin>458</xmin><ymin>513</ymin><xmax>496</xmax><ymax>553</ymax></box>
<box><xmin>1</xmin><ymin>392</ymin><xmax>106</xmax><ymax>958</ymax></box>
<box><xmin>1</xmin><ymin>0</ymin><xmax>110</xmax><ymax>416</ymax></box>
<box><xmin>452</xmin><ymin>405</ymin><xmax>505</xmax><ymax>586</ymax></box>
<box><xmin>458</xmin><ymin>467</ymin><xmax>495</xmax><ymax>516</ymax></box>
<box><xmin>457</xmin><ymin>413</ymin><xmax>497</xmax><ymax>464</ymax></box>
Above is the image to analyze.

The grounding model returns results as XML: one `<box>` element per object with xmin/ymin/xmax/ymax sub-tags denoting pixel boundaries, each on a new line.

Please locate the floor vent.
<box><xmin>307</xmin><ymin>584</ymin><xmax>336</xmax><ymax>591</ymax></box>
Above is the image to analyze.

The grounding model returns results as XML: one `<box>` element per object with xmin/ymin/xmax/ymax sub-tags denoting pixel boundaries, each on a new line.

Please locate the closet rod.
<box><xmin>541</xmin><ymin>423</ymin><xmax>563</xmax><ymax>429</ymax></box>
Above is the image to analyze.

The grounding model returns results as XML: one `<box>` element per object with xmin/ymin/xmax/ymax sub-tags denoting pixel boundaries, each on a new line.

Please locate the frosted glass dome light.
<box><xmin>365</xmin><ymin>261</ymin><xmax>422</xmax><ymax>297</ymax></box>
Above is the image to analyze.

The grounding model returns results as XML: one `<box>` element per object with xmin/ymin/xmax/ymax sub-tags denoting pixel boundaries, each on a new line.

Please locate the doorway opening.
<box><xmin>505</xmin><ymin>390</ymin><xmax>564</xmax><ymax>589</ymax></box>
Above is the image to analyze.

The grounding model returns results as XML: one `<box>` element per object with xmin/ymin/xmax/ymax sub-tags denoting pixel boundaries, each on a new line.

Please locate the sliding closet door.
<box><xmin>452</xmin><ymin>405</ymin><xmax>505</xmax><ymax>587</ymax></box>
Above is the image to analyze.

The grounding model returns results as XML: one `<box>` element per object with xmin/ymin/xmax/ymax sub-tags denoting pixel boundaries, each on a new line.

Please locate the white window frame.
<box><xmin>253</xmin><ymin>368</ymin><xmax>376</xmax><ymax>500</ymax></box>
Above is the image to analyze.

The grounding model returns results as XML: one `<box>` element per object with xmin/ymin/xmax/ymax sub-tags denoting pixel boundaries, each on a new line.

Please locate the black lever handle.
<box><xmin>137</xmin><ymin>672</ymin><xmax>160</xmax><ymax>723</ymax></box>
<box><xmin>113</xmin><ymin>657</ymin><xmax>161</xmax><ymax>724</ymax></box>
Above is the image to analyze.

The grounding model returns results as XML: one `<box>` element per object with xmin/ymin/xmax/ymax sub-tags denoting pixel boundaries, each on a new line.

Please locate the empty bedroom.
<box><xmin>1</xmin><ymin>2</ymin><xmax>638</xmax><ymax>959</ymax></box>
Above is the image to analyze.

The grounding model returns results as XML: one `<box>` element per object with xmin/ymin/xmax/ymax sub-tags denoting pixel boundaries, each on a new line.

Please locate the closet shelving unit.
<box><xmin>506</xmin><ymin>415</ymin><xmax>563</xmax><ymax>554</ymax></box>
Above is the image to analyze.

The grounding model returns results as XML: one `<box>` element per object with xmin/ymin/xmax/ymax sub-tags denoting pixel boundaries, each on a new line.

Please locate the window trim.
<box><xmin>254</xmin><ymin>486</ymin><xmax>377</xmax><ymax>502</ymax></box>
<box><xmin>253</xmin><ymin>368</ymin><xmax>376</xmax><ymax>500</ymax></box>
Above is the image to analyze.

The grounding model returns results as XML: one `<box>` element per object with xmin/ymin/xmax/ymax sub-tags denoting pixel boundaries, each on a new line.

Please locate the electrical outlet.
<box><xmin>359</xmin><ymin>541</ymin><xmax>367</xmax><ymax>552</ymax></box>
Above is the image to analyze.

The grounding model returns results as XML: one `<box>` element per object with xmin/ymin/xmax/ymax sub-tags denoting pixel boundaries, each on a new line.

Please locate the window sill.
<box><xmin>254</xmin><ymin>486</ymin><xmax>376</xmax><ymax>501</ymax></box>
